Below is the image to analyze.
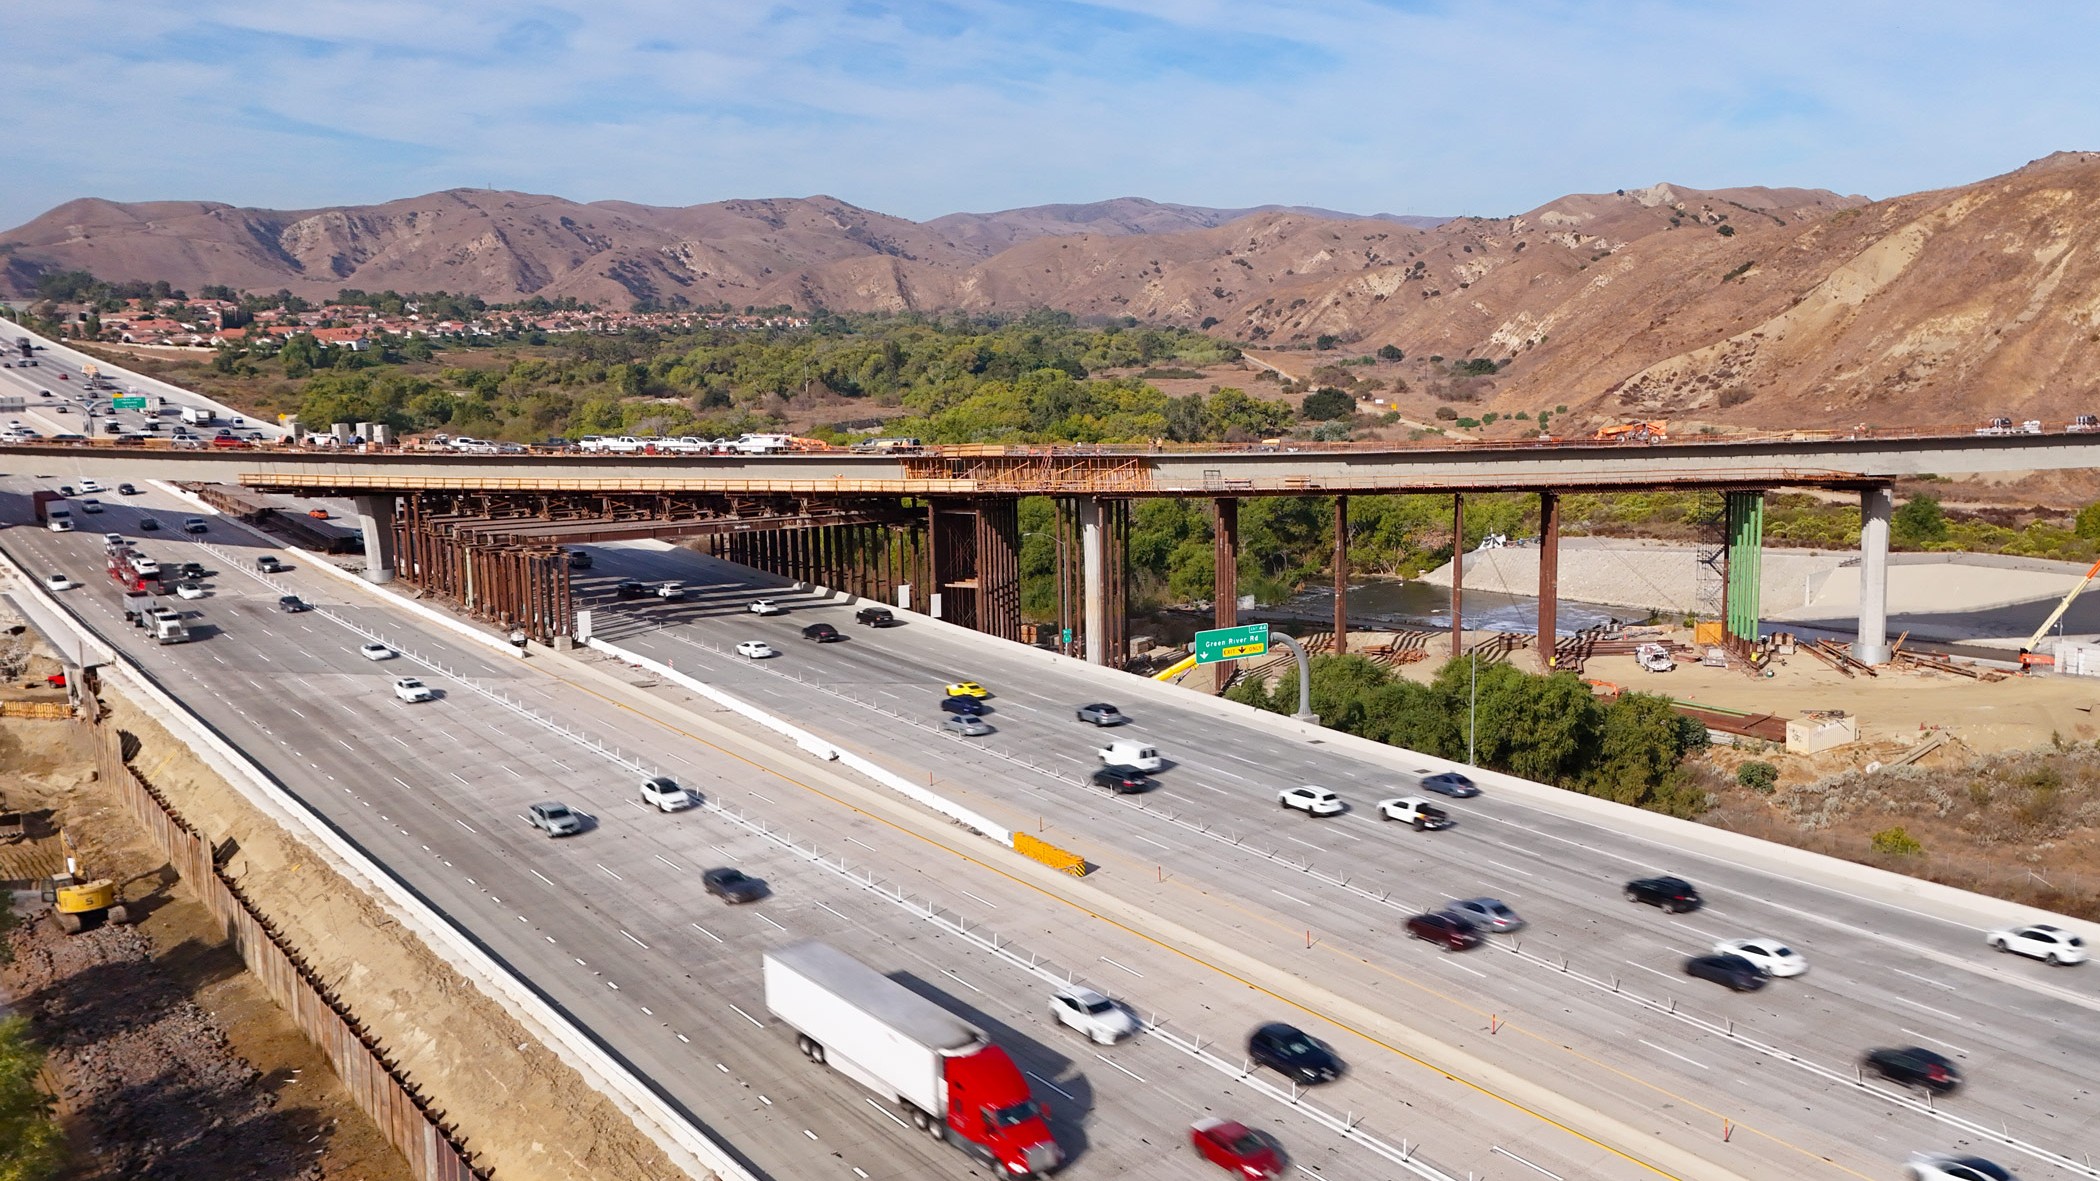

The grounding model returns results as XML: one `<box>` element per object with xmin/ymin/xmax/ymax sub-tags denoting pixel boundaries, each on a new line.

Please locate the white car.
<box><xmin>1048</xmin><ymin>985</ymin><xmax>1138</xmax><ymax>1045</ymax></box>
<box><xmin>748</xmin><ymin>599</ymin><xmax>783</xmax><ymax>616</ymax></box>
<box><xmin>42</xmin><ymin>573</ymin><xmax>72</xmax><ymax>591</ymax></box>
<box><xmin>1713</xmin><ymin>937</ymin><xmax>1808</xmax><ymax>977</ymax></box>
<box><xmin>175</xmin><ymin>581</ymin><xmax>206</xmax><ymax>600</ymax></box>
<box><xmin>1905</xmin><ymin>1152</ymin><xmax>2017</xmax><ymax>1181</ymax></box>
<box><xmin>79</xmin><ymin>479</ymin><xmax>102</xmax><ymax>493</ymax></box>
<box><xmin>132</xmin><ymin>556</ymin><xmax>160</xmax><ymax>577</ymax></box>
<box><xmin>1986</xmin><ymin>922</ymin><xmax>2087</xmax><ymax>965</ymax></box>
<box><xmin>655</xmin><ymin>582</ymin><xmax>686</xmax><ymax>601</ymax></box>
<box><xmin>640</xmin><ymin>775</ymin><xmax>695</xmax><ymax>812</ymax></box>
<box><xmin>359</xmin><ymin>642</ymin><xmax>395</xmax><ymax>661</ymax></box>
<box><xmin>1278</xmin><ymin>785</ymin><xmax>1345</xmax><ymax>816</ymax></box>
<box><xmin>735</xmin><ymin>640</ymin><xmax>777</xmax><ymax>659</ymax></box>
<box><xmin>392</xmin><ymin>677</ymin><xmax>435</xmax><ymax>703</ymax></box>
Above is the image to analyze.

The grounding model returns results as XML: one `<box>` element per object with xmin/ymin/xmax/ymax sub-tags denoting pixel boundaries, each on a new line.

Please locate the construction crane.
<box><xmin>2018</xmin><ymin>555</ymin><xmax>2100</xmax><ymax>670</ymax></box>
<box><xmin>41</xmin><ymin>828</ymin><xmax>131</xmax><ymax>934</ymax></box>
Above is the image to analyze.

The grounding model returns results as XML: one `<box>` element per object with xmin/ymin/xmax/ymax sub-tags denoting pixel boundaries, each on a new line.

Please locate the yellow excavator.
<box><xmin>42</xmin><ymin>829</ymin><xmax>131</xmax><ymax>934</ymax></box>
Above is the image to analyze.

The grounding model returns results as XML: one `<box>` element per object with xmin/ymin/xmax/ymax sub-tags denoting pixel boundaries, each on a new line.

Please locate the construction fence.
<box><xmin>82</xmin><ymin>699</ymin><xmax>488</xmax><ymax>1181</ymax></box>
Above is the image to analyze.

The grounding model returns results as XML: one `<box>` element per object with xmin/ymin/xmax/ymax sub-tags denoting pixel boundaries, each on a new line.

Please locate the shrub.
<box><xmin>1377</xmin><ymin>344</ymin><xmax>1404</xmax><ymax>362</ymax></box>
<box><xmin>1315</xmin><ymin>334</ymin><xmax>1338</xmax><ymax>351</ymax></box>
<box><xmin>1300</xmin><ymin>387</ymin><xmax>1356</xmax><ymax>421</ymax></box>
<box><xmin>1736</xmin><ymin>761</ymin><xmax>1778</xmax><ymax>792</ymax></box>
<box><xmin>1718</xmin><ymin>385</ymin><xmax>1755</xmax><ymax>408</ymax></box>
<box><xmin>1871</xmin><ymin>826</ymin><xmax>1923</xmax><ymax>856</ymax></box>
<box><xmin>1455</xmin><ymin>416</ymin><xmax>1480</xmax><ymax>429</ymax></box>
<box><xmin>1481</xmin><ymin>412</ymin><xmax>1499</xmax><ymax>425</ymax></box>
<box><xmin>1434</xmin><ymin>405</ymin><xmax>1458</xmax><ymax>421</ymax></box>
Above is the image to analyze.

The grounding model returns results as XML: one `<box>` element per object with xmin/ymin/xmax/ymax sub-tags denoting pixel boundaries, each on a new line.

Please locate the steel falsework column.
<box><xmin>1450</xmin><ymin>493</ymin><xmax>1465</xmax><ymax>659</ymax></box>
<box><xmin>1332</xmin><ymin>496</ymin><xmax>1348</xmax><ymax>656</ymax></box>
<box><xmin>1857</xmin><ymin>484</ymin><xmax>1894</xmax><ymax>664</ymax></box>
<box><xmin>1214</xmin><ymin>497</ymin><xmax>1240</xmax><ymax>693</ymax></box>
<box><xmin>1724</xmin><ymin>491</ymin><xmax>1766</xmax><ymax>642</ymax></box>
<box><xmin>353</xmin><ymin>494</ymin><xmax>398</xmax><ymax>584</ymax></box>
<box><xmin>1538</xmin><ymin>491</ymin><xmax>1560</xmax><ymax>668</ymax></box>
<box><xmin>1079</xmin><ymin>496</ymin><xmax>1107</xmax><ymax>664</ymax></box>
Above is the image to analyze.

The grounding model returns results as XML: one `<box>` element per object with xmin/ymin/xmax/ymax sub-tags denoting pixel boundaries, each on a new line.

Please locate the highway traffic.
<box><xmin>0</xmin><ymin>477</ymin><xmax>1652</xmax><ymax>1181</ymax></box>
<box><xmin>573</xmin><ymin>540</ymin><xmax>2100</xmax><ymax>1181</ymax></box>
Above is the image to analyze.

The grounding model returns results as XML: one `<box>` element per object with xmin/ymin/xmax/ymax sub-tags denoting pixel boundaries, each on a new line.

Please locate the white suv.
<box><xmin>640</xmin><ymin>776</ymin><xmax>694</xmax><ymax>812</ymax></box>
<box><xmin>1278</xmin><ymin>785</ymin><xmax>1345</xmax><ymax>816</ymax></box>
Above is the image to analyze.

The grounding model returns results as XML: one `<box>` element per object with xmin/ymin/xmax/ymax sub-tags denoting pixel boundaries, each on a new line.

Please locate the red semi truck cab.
<box><xmin>763</xmin><ymin>939</ymin><xmax>1062</xmax><ymax>1175</ymax></box>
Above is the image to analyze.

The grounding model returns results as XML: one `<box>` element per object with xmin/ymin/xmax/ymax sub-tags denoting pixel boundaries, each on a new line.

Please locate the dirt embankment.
<box><xmin>100</xmin><ymin>690</ymin><xmax>692</xmax><ymax>1181</ymax></box>
<box><xmin>0</xmin><ymin>716</ymin><xmax>406</xmax><ymax>1181</ymax></box>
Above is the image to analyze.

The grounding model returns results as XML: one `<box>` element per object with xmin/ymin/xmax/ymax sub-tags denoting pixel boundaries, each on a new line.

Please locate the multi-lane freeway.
<box><xmin>4</xmin><ymin>474</ymin><xmax>2095</xmax><ymax>1181</ymax></box>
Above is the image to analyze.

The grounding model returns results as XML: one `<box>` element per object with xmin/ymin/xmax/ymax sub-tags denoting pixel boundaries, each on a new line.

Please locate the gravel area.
<box><xmin>2</xmin><ymin>914</ymin><xmax>324</xmax><ymax>1181</ymax></box>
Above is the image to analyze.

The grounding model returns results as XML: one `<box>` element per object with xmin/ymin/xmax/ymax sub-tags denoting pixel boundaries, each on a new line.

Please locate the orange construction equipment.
<box><xmin>2018</xmin><ymin>555</ymin><xmax>2100</xmax><ymax>670</ymax></box>
<box><xmin>1592</xmin><ymin>420</ymin><xmax>1670</xmax><ymax>443</ymax></box>
<box><xmin>786</xmin><ymin>436</ymin><xmax>839</xmax><ymax>452</ymax></box>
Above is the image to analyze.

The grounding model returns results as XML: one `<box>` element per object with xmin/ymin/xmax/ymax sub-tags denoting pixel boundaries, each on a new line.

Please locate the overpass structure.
<box><xmin>7</xmin><ymin>427</ymin><xmax>2088</xmax><ymax>667</ymax></box>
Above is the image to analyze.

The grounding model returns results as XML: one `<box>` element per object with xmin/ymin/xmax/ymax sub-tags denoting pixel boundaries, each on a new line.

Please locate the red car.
<box><xmin>210</xmin><ymin>435</ymin><xmax>252</xmax><ymax>449</ymax></box>
<box><xmin>1190</xmin><ymin>1118</ymin><xmax>1282</xmax><ymax>1179</ymax></box>
<box><xmin>1405</xmin><ymin>910</ymin><xmax>1482</xmax><ymax>951</ymax></box>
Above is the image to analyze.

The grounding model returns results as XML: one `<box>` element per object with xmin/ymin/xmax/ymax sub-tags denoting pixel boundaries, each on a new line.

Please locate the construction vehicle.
<box><xmin>42</xmin><ymin>829</ymin><xmax>131</xmax><ymax>934</ymax></box>
<box><xmin>1592</xmin><ymin>420</ymin><xmax>1669</xmax><ymax>444</ymax></box>
<box><xmin>2018</xmin><ymin>555</ymin><xmax>2100</xmax><ymax>670</ymax></box>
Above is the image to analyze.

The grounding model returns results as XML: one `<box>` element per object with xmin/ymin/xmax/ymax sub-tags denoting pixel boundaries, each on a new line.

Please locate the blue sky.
<box><xmin>7</xmin><ymin>1</ymin><xmax>2099</xmax><ymax>229</ymax></box>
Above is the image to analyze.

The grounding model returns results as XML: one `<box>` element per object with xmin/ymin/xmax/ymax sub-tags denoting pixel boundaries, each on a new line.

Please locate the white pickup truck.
<box><xmin>1375</xmin><ymin>795</ymin><xmax>1452</xmax><ymax>830</ymax></box>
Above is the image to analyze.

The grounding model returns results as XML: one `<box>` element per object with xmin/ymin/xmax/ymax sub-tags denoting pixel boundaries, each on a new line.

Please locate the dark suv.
<box><xmin>1863</xmin><ymin>1046</ymin><xmax>1961</xmax><ymax>1094</ymax></box>
<box><xmin>801</xmin><ymin>622</ymin><xmax>842</xmax><ymax>642</ymax></box>
<box><xmin>856</xmin><ymin>605</ymin><xmax>897</xmax><ymax>627</ymax></box>
<box><xmin>1624</xmin><ymin>875</ymin><xmax>1702</xmax><ymax>913</ymax></box>
<box><xmin>614</xmin><ymin>580</ymin><xmax>646</xmax><ymax>600</ymax></box>
<box><xmin>1683</xmin><ymin>953</ymin><xmax>1766</xmax><ymax>992</ymax></box>
<box><xmin>1247</xmin><ymin>1023</ymin><xmax>1343</xmax><ymax>1085</ymax></box>
<box><xmin>1405</xmin><ymin>911</ymin><xmax>1482</xmax><ymax>951</ymax></box>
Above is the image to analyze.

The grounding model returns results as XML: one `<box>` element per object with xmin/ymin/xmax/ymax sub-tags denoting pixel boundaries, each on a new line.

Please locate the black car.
<box><xmin>1683</xmin><ymin>953</ymin><xmax>1767</xmax><ymax>992</ymax></box>
<box><xmin>1247</xmin><ymin>1022</ymin><xmax>1343</xmax><ymax>1085</ymax></box>
<box><xmin>276</xmin><ymin>595</ymin><xmax>309</xmax><ymax>613</ymax></box>
<box><xmin>177</xmin><ymin>561</ymin><xmax>206</xmax><ymax>579</ymax></box>
<box><xmin>566</xmin><ymin>549</ymin><xmax>593</xmax><ymax>569</ymax></box>
<box><xmin>1625</xmin><ymin>875</ymin><xmax>1703</xmax><ymax>913</ymax></box>
<box><xmin>855</xmin><ymin>605</ymin><xmax>897</xmax><ymax>627</ymax></box>
<box><xmin>1090</xmin><ymin>765</ymin><xmax>1153</xmax><ymax>793</ymax></box>
<box><xmin>701</xmin><ymin>867</ymin><xmax>767</xmax><ymax>904</ymax></box>
<box><xmin>116</xmin><ymin>483</ymin><xmax>138</xmax><ymax>495</ymax></box>
<box><xmin>939</xmin><ymin>696</ymin><xmax>989</xmax><ymax>716</ymax></box>
<box><xmin>137</xmin><ymin>516</ymin><xmax>159</xmax><ymax>531</ymax></box>
<box><xmin>801</xmin><ymin>623</ymin><xmax>843</xmax><ymax>642</ymax></box>
<box><xmin>1404</xmin><ymin>911</ymin><xmax>1482</xmax><ymax>951</ymax></box>
<box><xmin>1863</xmin><ymin>1046</ymin><xmax>1961</xmax><ymax>1094</ymax></box>
<box><xmin>614</xmin><ymin>579</ymin><xmax>646</xmax><ymax>600</ymax></box>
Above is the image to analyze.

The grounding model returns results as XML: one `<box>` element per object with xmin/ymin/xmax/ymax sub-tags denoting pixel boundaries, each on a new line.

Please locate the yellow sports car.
<box><xmin>944</xmin><ymin>681</ymin><xmax>990</xmax><ymax>698</ymax></box>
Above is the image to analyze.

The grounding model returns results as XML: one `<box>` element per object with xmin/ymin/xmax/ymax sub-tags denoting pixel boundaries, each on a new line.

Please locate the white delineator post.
<box><xmin>1856</xmin><ymin>484</ymin><xmax>1893</xmax><ymax>664</ymax></box>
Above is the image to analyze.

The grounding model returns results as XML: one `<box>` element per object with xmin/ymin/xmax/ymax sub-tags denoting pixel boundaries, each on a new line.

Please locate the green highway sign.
<box><xmin>1193</xmin><ymin>622</ymin><xmax>1270</xmax><ymax>664</ymax></box>
<box><xmin>111</xmin><ymin>396</ymin><xmax>147</xmax><ymax>410</ymax></box>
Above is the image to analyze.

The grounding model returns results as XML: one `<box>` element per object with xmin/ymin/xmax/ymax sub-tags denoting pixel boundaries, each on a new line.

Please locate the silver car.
<box><xmin>527</xmin><ymin>801</ymin><xmax>583</xmax><ymax>837</ymax></box>
<box><xmin>1445</xmin><ymin>897</ymin><xmax>1525</xmax><ymax>933</ymax></box>
<box><xmin>943</xmin><ymin>713</ymin><xmax>993</xmax><ymax>737</ymax></box>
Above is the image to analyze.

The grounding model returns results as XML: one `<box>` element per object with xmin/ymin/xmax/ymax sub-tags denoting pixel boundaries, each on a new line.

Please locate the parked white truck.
<box><xmin>763</xmin><ymin>940</ymin><xmax>1062</xmax><ymax>1175</ymax></box>
<box><xmin>180</xmin><ymin>405</ymin><xmax>217</xmax><ymax>426</ymax></box>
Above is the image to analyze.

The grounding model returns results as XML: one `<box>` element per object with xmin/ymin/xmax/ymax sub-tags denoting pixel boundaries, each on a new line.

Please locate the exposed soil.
<box><xmin>0</xmin><ymin>716</ymin><xmax>408</xmax><ymax>1181</ymax></box>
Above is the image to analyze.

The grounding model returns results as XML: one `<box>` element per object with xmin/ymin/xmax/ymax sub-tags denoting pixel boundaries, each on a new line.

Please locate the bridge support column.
<box><xmin>1723</xmin><ymin>491</ymin><xmax>1765</xmax><ymax>642</ymax></box>
<box><xmin>1080</xmin><ymin>497</ymin><xmax>1108</xmax><ymax>664</ymax></box>
<box><xmin>1214</xmin><ymin>497</ymin><xmax>1240</xmax><ymax>692</ymax></box>
<box><xmin>1857</xmin><ymin>485</ymin><xmax>1893</xmax><ymax>664</ymax></box>
<box><xmin>1450</xmin><ymin>493</ymin><xmax>1465</xmax><ymax>659</ymax></box>
<box><xmin>1332</xmin><ymin>496</ymin><xmax>1348</xmax><ymax>656</ymax></box>
<box><xmin>354</xmin><ymin>494</ymin><xmax>396</xmax><ymax>584</ymax></box>
<box><xmin>1538</xmin><ymin>491</ymin><xmax>1561</xmax><ymax>668</ymax></box>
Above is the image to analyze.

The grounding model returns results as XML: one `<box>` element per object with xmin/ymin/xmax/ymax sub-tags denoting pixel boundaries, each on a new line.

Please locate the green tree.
<box><xmin>1892</xmin><ymin>494</ymin><xmax>1949</xmax><ymax>547</ymax></box>
<box><xmin>1584</xmin><ymin>692</ymin><xmax>1699</xmax><ymax>813</ymax></box>
<box><xmin>1314</xmin><ymin>334</ymin><xmax>1338</xmax><ymax>351</ymax></box>
<box><xmin>2075</xmin><ymin>501</ymin><xmax>2100</xmax><ymax>542</ymax></box>
<box><xmin>1300</xmin><ymin>388</ymin><xmax>1356</xmax><ymax>421</ymax></box>
<box><xmin>1376</xmin><ymin>344</ymin><xmax>1404</xmax><ymax>362</ymax></box>
<box><xmin>0</xmin><ymin>1015</ymin><xmax>65</xmax><ymax>1181</ymax></box>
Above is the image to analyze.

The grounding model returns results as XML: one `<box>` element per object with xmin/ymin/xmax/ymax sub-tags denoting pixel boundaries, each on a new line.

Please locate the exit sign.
<box><xmin>111</xmin><ymin>396</ymin><xmax>147</xmax><ymax>410</ymax></box>
<box><xmin>1193</xmin><ymin>622</ymin><xmax>1269</xmax><ymax>665</ymax></box>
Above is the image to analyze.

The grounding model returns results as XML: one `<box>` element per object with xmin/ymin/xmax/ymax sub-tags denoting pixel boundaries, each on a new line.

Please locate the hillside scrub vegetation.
<box><xmin>1226</xmin><ymin>655</ymin><xmax>1711</xmax><ymax>816</ymax></box>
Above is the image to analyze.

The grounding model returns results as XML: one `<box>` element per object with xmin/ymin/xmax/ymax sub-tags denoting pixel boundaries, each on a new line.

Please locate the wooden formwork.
<box><xmin>83</xmin><ymin>705</ymin><xmax>487</xmax><ymax>1181</ymax></box>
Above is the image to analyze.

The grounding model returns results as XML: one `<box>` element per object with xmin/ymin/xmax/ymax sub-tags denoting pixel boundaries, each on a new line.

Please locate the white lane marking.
<box><xmin>1893</xmin><ymin>967</ymin><xmax>1956</xmax><ymax>991</ymax></box>
<box><xmin>391</xmin><ymin>776</ymin><xmax>414</xmax><ymax>791</ymax></box>
<box><xmin>958</xmin><ymin>889</ymin><xmax>996</xmax><ymax>908</ymax></box>
<box><xmin>530</xmin><ymin>869</ymin><xmax>555</xmax><ymax>886</ymax></box>
<box><xmin>844</xmin><ymin>836</ymin><xmax>874</xmax><ymax>850</ymax></box>
<box><xmin>758</xmin><ymin>913</ymin><xmax>787</xmax><ymax>932</ymax></box>
<box><xmin>1671</xmin><ymin>920</ymin><xmax>1725</xmax><ymax>940</ymax></box>
<box><xmin>815</xmin><ymin>901</ymin><xmax>849</xmax><ymax>920</ymax></box>
<box><xmin>1888</xmin><ymin>994</ymin><xmax>1966</xmax><ymax>1023</ymax></box>
<box><xmin>1284</xmin><ymin>835</ymin><xmax>1323</xmax><ymax>850</ymax></box>
<box><xmin>750</xmin><ymin>792</ymin><xmax>775</xmax><ymax>804</ymax></box>
<box><xmin>1638</xmin><ymin>1038</ymin><xmax>1709</xmax><ymax>1070</ymax></box>
<box><xmin>690</xmin><ymin>923</ymin><xmax>723</xmax><ymax>943</ymax></box>
<box><xmin>337</xmin><ymin>738</ymin><xmax>354</xmax><ymax>751</ymax></box>
<box><xmin>865</xmin><ymin>1099</ymin><xmax>908</xmax><ymax>1128</ymax></box>
<box><xmin>940</xmin><ymin>969</ymin><xmax>982</xmax><ymax>993</ymax></box>
<box><xmin>1477</xmin><ymin>857</ymin><xmax>1536</xmax><ymax>879</ymax></box>
<box><xmin>1099</xmin><ymin>957</ymin><xmax>1143</xmax><ymax>978</ymax></box>
<box><xmin>653</xmin><ymin>854</ymin><xmax>684</xmax><ymax>872</ymax></box>
<box><xmin>1134</xmin><ymin>834</ymin><xmax>1173</xmax><ymax>851</ymax></box>
<box><xmin>287</xmin><ymin>706</ymin><xmax>304</xmax><ymax>717</ymax></box>
<box><xmin>1900</xmin><ymin>1029</ymin><xmax>1973</xmax><ymax>1056</ymax></box>
<box><xmin>620</xmin><ymin>930</ymin><xmax>649</xmax><ymax>949</ymax></box>
<box><xmin>727</xmin><ymin>1004</ymin><xmax>765</xmax><ymax>1029</ymax></box>
<box><xmin>1094</xmin><ymin>1053</ymin><xmax>1147</xmax><ymax>1082</ymax></box>
<box><xmin>1272</xmin><ymin>889</ymin><xmax>1308</xmax><ymax>905</ymax></box>
<box><xmin>1025</xmin><ymin>1072</ymin><xmax>1074</xmax><ymax>1099</ymax></box>
<box><xmin>454</xmin><ymin>819</ymin><xmax>476</xmax><ymax>834</ymax></box>
<box><xmin>1445</xmin><ymin>960</ymin><xmax>1488</xmax><ymax>979</ymax></box>
<box><xmin>1211</xmin><ymin>769</ymin><xmax>1247</xmax><ymax>783</ymax></box>
<box><xmin>1626</xmin><ymin>960</ymin><xmax>1677</xmax><ymax>982</ymax></box>
<box><xmin>597</xmin><ymin>864</ymin><xmax>623</xmax><ymax>880</ymax></box>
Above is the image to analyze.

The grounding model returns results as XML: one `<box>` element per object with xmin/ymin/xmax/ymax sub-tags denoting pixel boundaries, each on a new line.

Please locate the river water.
<box><xmin>1275</xmin><ymin>577</ymin><xmax>1629</xmax><ymax>635</ymax></box>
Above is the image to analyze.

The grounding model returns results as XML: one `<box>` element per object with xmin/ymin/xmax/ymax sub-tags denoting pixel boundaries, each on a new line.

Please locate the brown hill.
<box><xmin>12</xmin><ymin>157</ymin><xmax>2100</xmax><ymax>428</ymax></box>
